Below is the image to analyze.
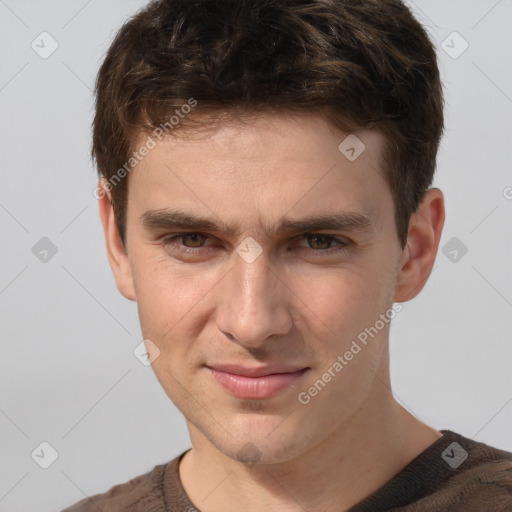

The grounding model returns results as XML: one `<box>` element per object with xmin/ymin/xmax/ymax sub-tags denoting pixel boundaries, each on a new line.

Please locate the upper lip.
<box><xmin>207</xmin><ymin>364</ymin><xmax>308</xmax><ymax>377</ymax></box>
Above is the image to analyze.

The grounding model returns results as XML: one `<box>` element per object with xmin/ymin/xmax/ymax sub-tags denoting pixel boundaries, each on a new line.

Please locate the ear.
<box><xmin>393</xmin><ymin>187</ymin><xmax>445</xmax><ymax>302</ymax></box>
<box><xmin>97</xmin><ymin>178</ymin><xmax>136</xmax><ymax>301</ymax></box>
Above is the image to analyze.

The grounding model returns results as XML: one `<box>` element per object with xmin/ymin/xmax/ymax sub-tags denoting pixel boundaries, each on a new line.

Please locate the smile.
<box><xmin>207</xmin><ymin>367</ymin><xmax>310</xmax><ymax>399</ymax></box>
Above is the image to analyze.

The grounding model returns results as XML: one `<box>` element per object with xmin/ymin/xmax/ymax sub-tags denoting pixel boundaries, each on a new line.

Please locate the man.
<box><xmin>63</xmin><ymin>0</ymin><xmax>512</xmax><ymax>510</ymax></box>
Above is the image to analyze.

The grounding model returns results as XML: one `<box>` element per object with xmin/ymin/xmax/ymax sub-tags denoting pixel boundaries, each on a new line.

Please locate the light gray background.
<box><xmin>0</xmin><ymin>1</ymin><xmax>511</xmax><ymax>510</ymax></box>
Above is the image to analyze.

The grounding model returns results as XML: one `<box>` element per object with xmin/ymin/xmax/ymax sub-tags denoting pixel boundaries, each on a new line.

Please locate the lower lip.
<box><xmin>208</xmin><ymin>367</ymin><xmax>309</xmax><ymax>399</ymax></box>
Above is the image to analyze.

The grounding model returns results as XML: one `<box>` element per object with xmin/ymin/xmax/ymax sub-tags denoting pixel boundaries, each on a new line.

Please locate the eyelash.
<box><xmin>159</xmin><ymin>233</ymin><xmax>350</xmax><ymax>256</ymax></box>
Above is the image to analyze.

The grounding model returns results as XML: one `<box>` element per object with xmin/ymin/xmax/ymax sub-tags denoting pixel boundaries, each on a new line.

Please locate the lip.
<box><xmin>206</xmin><ymin>365</ymin><xmax>309</xmax><ymax>399</ymax></box>
<box><xmin>208</xmin><ymin>363</ymin><xmax>308</xmax><ymax>377</ymax></box>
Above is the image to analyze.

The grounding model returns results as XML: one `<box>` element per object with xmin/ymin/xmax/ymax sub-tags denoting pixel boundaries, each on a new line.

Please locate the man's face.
<box><xmin>118</xmin><ymin>113</ymin><xmax>405</xmax><ymax>463</ymax></box>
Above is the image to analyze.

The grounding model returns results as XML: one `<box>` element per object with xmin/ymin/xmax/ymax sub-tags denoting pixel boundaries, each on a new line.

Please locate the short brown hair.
<box><xmin>93</xmin><ymin>0</ymin><xmax>444</xmax><ymax>250</ymax></box>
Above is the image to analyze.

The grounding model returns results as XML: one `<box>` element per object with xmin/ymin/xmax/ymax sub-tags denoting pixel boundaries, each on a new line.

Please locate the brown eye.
<box><xmin>305</xmin><ymin>234</ymin><xmax>335</xmax><ymax>250</ymax></box>
<box><xmin>294</xmin><ymin>234</ymin><xmax>350</xmax><ymax>255</ymax></box>
<box><xmin>161</xmin><ymin>232</ymin><xmax>216</xmax><ymax>255</ymax></box>
<box><xmin>179</xmin><ymin>233</ymin><xmax>208</xmax><ymax>248</ymax></box>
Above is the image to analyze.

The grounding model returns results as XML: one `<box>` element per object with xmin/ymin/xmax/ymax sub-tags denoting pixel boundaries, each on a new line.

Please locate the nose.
<box><xmin>215</xmin><ymin>250</ymin><xmax>293</xmax><ymax>349</ymax></box>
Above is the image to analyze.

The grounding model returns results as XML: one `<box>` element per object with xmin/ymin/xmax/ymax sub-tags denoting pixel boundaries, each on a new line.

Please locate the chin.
<box><xmin>212</xmin><ymin>423</ymin><xmax>311</xmax><ymax>466</ymax></box>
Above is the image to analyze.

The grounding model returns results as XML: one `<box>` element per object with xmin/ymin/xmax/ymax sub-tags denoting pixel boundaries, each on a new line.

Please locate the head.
<box><xmin>96</xmin><ymin>0</ymin><xmax>445</xmax><ymax>464</ymax></box>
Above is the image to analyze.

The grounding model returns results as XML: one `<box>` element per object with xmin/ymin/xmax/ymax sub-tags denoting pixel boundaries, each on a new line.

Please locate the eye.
<box><xmin>174</xmin><ymin>233</ymin><xmax>208</xmax><ymax>248</ymax></box>
<box><xmin>295</xmin><ymin>233</ymin><xmax>349</xmax><ymax>254</ymax></box>
<box><xmin>161</xmin><ymin>233</ymin><xmax>214</xmax><ymax>254</ymax></box>
<box><xmin>160</xmin><ymin>232</ymin><xmax>350</xmax><ymax>257</ymax></box>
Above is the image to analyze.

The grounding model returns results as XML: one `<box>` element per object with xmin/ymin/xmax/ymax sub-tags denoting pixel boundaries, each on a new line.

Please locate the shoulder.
<box><xmin>61</xmin><ymin>462</ymin><xmax>169</xmax><ymax>512</ymax></box>
<box><xmin>420</xmin><ymin>433</ymin><xmax>512</xmax><ymax>511</ymax></box>
<box><xmin>447</xmin><ymin>457</ymin><xmax>512</xmax><ymax>511</ymax></box>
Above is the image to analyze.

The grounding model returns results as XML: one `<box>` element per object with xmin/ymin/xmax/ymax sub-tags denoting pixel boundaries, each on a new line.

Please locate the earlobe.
<box><xmin>393</xmin><ymin>188</ymin><xmax>445</xmax><ymax>303</ymax></box>
<box><xmin>97</xmin><ymin>178</ymin><xmax>136</xmax><ymax>301</ymax></box>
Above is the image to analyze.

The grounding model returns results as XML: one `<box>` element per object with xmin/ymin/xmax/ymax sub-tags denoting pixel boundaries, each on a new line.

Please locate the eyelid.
<box><xmin>161</xmin><ymin>232</ymin><xmax>351</xmax><ymax>254</ymax></box>
<box><xmin>160</xmin><ymin>232</ymin><xmax>349</xmax><ymax>243</ymax></box>
<box><xmin>294</xmin><ymin>233</ymin><xmax>350</xmax><ymax>250</ymax></box>
<box><xmin>160</xmin><ymin>232</ymin><xmax>216</xmax><ymax>247</ymax></box>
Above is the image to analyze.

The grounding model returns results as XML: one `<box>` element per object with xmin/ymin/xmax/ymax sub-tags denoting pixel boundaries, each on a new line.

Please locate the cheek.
<box><xmin>297</xmin><ymin>262</ymin><xmax>397</xmax><ymax>359</ymax></box>
<box><xmin>132</xmin><ymin>256</ymin><xmax>208</xmax><ymax>339</ymax></box>
<box><xmin>302</xmin><ymin>268</ymin><xmax>380</xmax><ymax>324</ymax></box>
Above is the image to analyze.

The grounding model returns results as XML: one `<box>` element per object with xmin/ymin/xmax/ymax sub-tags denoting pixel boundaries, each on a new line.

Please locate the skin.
<box><xmin>99</xmin><ymin>112</ymin><xmax>445</xmax><ymax>512</ymax></box>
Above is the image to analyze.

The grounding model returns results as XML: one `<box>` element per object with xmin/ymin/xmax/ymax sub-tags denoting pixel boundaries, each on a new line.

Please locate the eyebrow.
<box><xmin>141</xmin><ymin>208</ymin><xmax>375</xmax><ymax>238</ymax></box>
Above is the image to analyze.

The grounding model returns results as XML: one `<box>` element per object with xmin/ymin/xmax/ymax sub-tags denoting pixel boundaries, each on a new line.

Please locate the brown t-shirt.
<box><xmin>61</xmin><ymin>430</ymin><xmax>512</xmax><ymax>511</ymax></box>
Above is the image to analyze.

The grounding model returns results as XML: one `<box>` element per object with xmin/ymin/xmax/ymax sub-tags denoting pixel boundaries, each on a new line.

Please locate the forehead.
<box><xmin>137</xmin><ymin>111</ymin><xmax>384</xmax><ymax>159</ymax></box>
<box><xmin>127</xmin><ymin>113</ymin><xmax>390</xmax><ymax>231</ymax></box>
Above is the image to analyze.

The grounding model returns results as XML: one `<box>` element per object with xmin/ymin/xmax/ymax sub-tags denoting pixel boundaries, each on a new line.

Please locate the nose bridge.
<box><xmin>231</xmin><ymin>250</ymin><xmax>276</xmax><ymax>316</ymax></box>
<box><xmin>216</xmin><ymin>250</ymin><xmax>292</xmax><ymax>346</ymax></box>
